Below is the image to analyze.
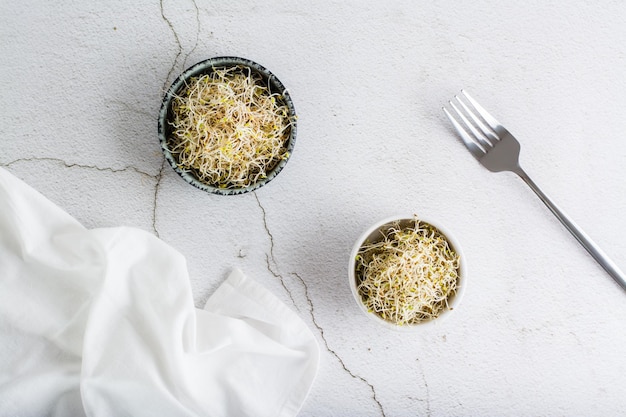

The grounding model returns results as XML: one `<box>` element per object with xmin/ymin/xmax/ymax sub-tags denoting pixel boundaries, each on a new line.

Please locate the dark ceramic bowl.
<box><xmin>158</xmin><ymin>56</ymin><xmax>297</xmax><ymax>195</ymax></box>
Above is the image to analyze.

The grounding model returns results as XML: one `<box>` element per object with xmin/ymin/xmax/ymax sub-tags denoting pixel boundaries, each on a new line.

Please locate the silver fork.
<box><xmin>443</xmin><ymin>90</ymin><xmax>626</xmax><ymax>291</ymax></box>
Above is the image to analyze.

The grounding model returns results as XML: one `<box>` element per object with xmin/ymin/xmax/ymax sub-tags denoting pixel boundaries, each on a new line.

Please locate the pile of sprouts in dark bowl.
<box><xmin>158</xmin><ymin>56</ymin><xmax>297</xmax><ymax>196</ymax></box>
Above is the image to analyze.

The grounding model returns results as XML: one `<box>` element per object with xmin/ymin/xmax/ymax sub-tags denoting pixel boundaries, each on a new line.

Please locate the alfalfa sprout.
<box><xmin>167</xmin><ymin>65</ymin><xmax>294</xmax><ymax>189</ymax></box>
<box><xmin>355</xmin><ymin>216</ymin><xmax>460</xmax><ymax>325</ymax></box>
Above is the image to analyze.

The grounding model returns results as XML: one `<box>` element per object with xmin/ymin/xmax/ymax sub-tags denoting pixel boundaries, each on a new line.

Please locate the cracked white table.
<box><xmin>2</xmin><ymin>1</ymin><xmax>626</xmax><ymax>416</ymax></box>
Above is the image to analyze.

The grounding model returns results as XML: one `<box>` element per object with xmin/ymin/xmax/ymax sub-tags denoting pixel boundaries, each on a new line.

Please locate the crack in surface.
<box><xmin>160</xmin><ymin>0</ymin><xmax>183</xmax><ymax>91</ymax></box>
<box><xmin>3</xmin><ymin>157</ymin><xmax>154</xmax><ymax>178</ymax></box>
<box><xmin>415</xmin><ymin>357</ymin><xmax>431</xmax><ymax>417</ymax></box>
<box><xmin>4</xmin><ymin>1</ymin><xmax>202</xmax><ymax>242</ymax></box>
<box><xmin>254</xmin><ymin>192</ymin><xmax>277</xmax><ymax>264</ymax></box>
<box><xmin>156</xmin><ymin>0</ymin><xmax>201</xmax><ymax>238</ymax></box>
<box><xmin>2</xmin><ymin>157</ymin><xmax>162</xmax><ymax>236</ymax></box>
<box><xmin>252</xmin><ymin>193</ymin><xmax>386</xmax><ymax>416</ymax></box>
<box><xmin>160</xmin><ymin>0</ymin><xmax>200</xmax><ymax>91</ymax></box>
<box><xmin>263</xmin><ymin>254</ymin><xmax>297</xmax><ymax>308</ymax></box>
<box><xmin>152</xmin><ymin>160</ymin><xmax>166</xmax><ymax>238</ymax></box>
<box><xmin>182</xmin><ymin>0</ymin><xmax>200</xmax><ymax>69</ymax></box>
<box><xmin>292</xmin><ymin>272</ymin><xmax>386</xmax><ymax>417</ymax></box>
<box><xmin>254</xmin><ymin>192</ymin><xmax>297</xmax><ymax>307</ymax></box>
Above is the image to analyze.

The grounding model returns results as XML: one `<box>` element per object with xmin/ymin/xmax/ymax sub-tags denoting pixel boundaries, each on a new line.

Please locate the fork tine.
<box><xmin>461</xmin><ymin>90</ymin><xmax>502</xmax><ymax>134</ymax></box>
<box><xmin>442</xmin><ymin>105</ymin><xmax>485</xmax><ymax>160</ymax></box>
<box><xmin>454</xmin><ymin>94</ymin><xmax>500</xmax><ymax>147</ymax></box>
<box><xmin>450</xmin><ymin>99</ymin><xmax>495</xmax><ymax>149</ymax></box>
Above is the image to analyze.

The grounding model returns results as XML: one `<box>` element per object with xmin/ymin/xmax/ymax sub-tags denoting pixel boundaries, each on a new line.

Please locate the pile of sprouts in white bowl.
<box><xmin>351</xmin><ymin>215</ymin><xmax>463</xmax><ymax>327</ymax></box>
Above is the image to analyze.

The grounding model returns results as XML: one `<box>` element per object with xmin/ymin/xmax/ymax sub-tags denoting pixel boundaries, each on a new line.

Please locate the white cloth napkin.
<box><xmin>0</xmin><ymin>167</ymin><xmax>319</xmax><ymax>417</ymax></box>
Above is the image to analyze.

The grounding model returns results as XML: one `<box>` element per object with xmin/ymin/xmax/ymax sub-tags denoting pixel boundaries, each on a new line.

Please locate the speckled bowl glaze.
<box><xmin>158</xmin><ymin>56</ymin><xmax>297</xmax><ymax>195</ymax></box>
<box><xmin>349</xmin><ymin>215</ymin><xmax>467</xmax><ymax>331</ymax></box>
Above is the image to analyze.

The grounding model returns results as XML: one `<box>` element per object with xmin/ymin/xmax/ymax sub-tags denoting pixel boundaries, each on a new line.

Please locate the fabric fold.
<box><xmin>0</xmin><ymin>167</ymin><xmax>319</xmax><ymax>417</ymax></box>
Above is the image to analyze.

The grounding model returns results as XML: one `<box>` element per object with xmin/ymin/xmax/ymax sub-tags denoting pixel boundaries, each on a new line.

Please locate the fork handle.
<box><xmin>515</xmin><ymin>167</ymin><xmax>626</xmax><ymax>291</ymax></box>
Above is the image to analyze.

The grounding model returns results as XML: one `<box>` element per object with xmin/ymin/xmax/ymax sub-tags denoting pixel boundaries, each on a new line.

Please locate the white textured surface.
<box><xmin>2</xmin><ymin>1</ymin><xmax>626</xmax><ymax>415</ymax></box>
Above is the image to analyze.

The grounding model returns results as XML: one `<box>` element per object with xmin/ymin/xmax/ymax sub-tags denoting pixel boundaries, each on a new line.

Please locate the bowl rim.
<box><xmin>157</xmin><ymin>56</ymin><xmax>297</xmax><ymax>196</ymax></box>
<box><xmin>348</xmin><ymin>214</ymin><xmax>467</xmax><ymax>331</ymax></box>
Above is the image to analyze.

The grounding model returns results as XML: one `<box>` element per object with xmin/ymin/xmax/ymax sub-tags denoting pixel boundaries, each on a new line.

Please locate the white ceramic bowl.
<box><xmin>348</xmin><ymin>215</ymin><xmax>467</xmax><ymax>331</ymax></box>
